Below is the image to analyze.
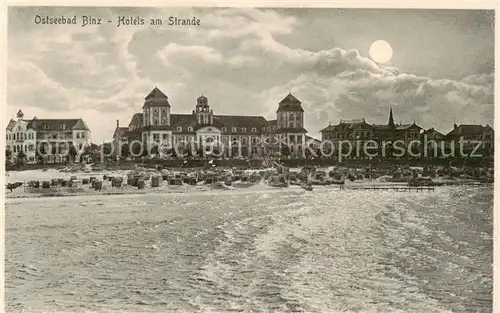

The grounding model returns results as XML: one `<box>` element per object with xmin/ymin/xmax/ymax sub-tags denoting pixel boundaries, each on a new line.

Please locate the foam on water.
<box><xmin>5</xmin><ymin>187</ymin><xmax>492</xmax><ymax>313</ymax></box>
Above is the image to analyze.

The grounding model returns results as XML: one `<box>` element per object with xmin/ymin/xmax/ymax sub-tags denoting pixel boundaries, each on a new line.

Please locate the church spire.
<box><xmin>388</xmin><ymin>106</ymin><xmax>395</xmax><ymax>128</ymax></box>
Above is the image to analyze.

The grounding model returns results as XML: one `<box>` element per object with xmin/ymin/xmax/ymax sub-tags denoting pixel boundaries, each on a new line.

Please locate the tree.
<box><xmin>121</xmin><ymin>143</ymin><xmax>130</xmax><ymax>158</ymax></box>
<box><xmin>68</xmin><ymin>144</ymin><xmax>78</xmax><ymax>163</ymax></box>
<box><xmin>16</xmin><ymin>150</ymin><xmax>26</xmax><ymax>167</ymax></box>
<box><xmin>150</xmin><ymin>145</ymin><xmax>159</xmax><ymax>156</ymax></box>
<box><xmin>280</xmin><ymin>145</ymin><xmax>291</xmax><ymax>156</ymax></box>
<box><xmin>81</xmin><ymin>145</ymin><xmax>92</xmax><ymax>163</ymax></box>
<box><xmin>36</xmin><ymin>145</ymin><xmax>46</xmax><ymax>164</ymax></box>
<box><xmin>131</xmin><ymin>142</ymin><xmax>143</xmax><ymax>157</ymax></box>
<box><xmin>5</xmin><ymin>148</ymin><xmax>12</xmax><ymax>169</ymax></box>
<box><xmin>5</xmin><ymin>148</ymin><xmax>12</xmax><ymax>161</ymax></box>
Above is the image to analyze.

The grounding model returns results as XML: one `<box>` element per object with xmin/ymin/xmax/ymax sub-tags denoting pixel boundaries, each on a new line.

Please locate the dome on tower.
<box><xmin>197</xmin><ymin>94</ymin><xmax>208</xmax><ymax>106</ymax></box>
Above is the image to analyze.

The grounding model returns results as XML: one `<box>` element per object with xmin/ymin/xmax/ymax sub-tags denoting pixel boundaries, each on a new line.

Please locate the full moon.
<box><xmin>369</xmin><ymin>40</ymin><xmax>393</xmax><ymax>64</ymax></box>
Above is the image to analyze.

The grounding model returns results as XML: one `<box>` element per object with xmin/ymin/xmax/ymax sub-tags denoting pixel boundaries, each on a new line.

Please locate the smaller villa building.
<box><xmin>5</xmin><ymin>109</ymin><xmax>92</xmax><ymax>164</ymax></box>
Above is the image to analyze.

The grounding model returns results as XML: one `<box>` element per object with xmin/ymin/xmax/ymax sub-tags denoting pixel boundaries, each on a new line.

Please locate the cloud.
<box><xmin>156</xmin><ymin>43</ymin><xmax>224</xmax><ymax>66</ymax></box>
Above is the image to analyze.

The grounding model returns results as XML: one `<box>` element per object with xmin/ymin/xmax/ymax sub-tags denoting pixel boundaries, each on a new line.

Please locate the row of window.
<box><xmin>152</xmin><ymin>135</ymin><xmax>274</xmax><ymax>146</ymax></box>
<box><xmin>152</xmin><ymin>134</ymin><xmax>170</xmax><ymax>141</ymax></box>
<box><xmin>173</xmin><ymin>126</ymin><xmax>280</xmax><ymax>133</ymax></box>
<box><xmin>7</xmin><ymin>132</ymin><xmax>87</xmax><ymax>140</ymax></box>
<box><xmin>10</xmin><ymin>144</ymin><xmax>35</xmax><ymax>153</ymax></box>
<box><xmin>6</xmin><ymin>133</ymin><xmax>35</xmax><ymax>141</ymax></box>
<box><xmin>278</xmin><ymin>121</ymin><xmax>303</xmax><ymax>129</ymax></box>
<box><xmin>278</xmin><ymin>112</ymin><xmax>303</xmax><ymax>127</ymax></box>
<box><xmin>323</xmin><ymin>132</ymin><xmax>373</xmax><ymax>140</ymax></box>
<box><xmin>176</xmin><ymin>126</ymin><xmax>194</xmax><ymax>132</ymax></box>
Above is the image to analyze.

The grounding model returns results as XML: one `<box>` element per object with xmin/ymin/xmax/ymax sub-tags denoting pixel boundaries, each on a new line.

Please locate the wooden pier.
<box><xmin>344</xmin><ymin>186</ymin><xmax>434</xmax><ymax>192</ymax></box>
<box><xmin>342</xmin><ymin>184</ymin><xmax>435</xmax><ymax>192</ymax></box>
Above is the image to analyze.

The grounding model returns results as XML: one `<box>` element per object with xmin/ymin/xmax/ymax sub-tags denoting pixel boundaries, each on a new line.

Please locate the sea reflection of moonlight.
<box><xmin>369</xmin><ymin>40</ymin><xmax>393</xmax><ymax>64</ymax></box>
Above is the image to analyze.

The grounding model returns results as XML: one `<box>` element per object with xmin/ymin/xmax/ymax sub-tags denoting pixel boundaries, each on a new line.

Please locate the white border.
<box><xmin>0</xmin><ymin>1</ymin><xmax>498</xmax><ymax>313</ymax></box>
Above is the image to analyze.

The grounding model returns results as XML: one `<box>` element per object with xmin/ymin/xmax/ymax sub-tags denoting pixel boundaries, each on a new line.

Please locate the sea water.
<box><xmin>5</xmin><ymin>186</ymin><xmax>493</xmax><ymax>313</ymax></box>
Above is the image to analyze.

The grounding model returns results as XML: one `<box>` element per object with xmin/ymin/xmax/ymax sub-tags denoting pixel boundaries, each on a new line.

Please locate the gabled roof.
<box><xmin>320</xmin><ymin>119</ymin><xmax>372</xmax><ymax>132</ymax></box>
<box><xmin>26</xmin><ymin>118</ymin><xmax>90</xmax><ymax>132</ymax></box>
<box><xmin>306</xmin><ymin>135</ymin><xmax>321</xmax><ymax>143</ymax></box>
<box><xmin>6</xmin><ymin>119</ymin><xmax>16</xmax><ymax>131</ymax></box>
<box><xmin>372</xmin><ymin>124</ymin><xmax>392</xmax><ymax>130</ymax></box>
<box><xmin>143</xmin><ymin>87</ymin><xmax>171</xmax><ymax>108</ymax></box>
<box><xmin>447</xmin><ymin>124</ymin><xmax>493</xmax><ymax>137</ymax></box>
<box><xmin>72</xmin><ymin>119</ymin><xmax>90</xmax><ymax>130</ymax></box>
<box><xmin>170</xmin><ymin>114</ymin><xmax>199</xmax><ymax>133</ymax></box>
<box><xmin>395</xmin><ymin>124</ymin><xmax>415</xmax><ymax>130</ymax></box>
<box><xmin>320</xmin><ymin>125</ymin><xmax>335</xmax><ymax>133</ymax></box>
<box><xmin>267</xmin><ymin>120</ymin><xmax>277</xmax><ymax>127</ymax></box>
<box><xmin>422</xmin><ymin>128</ymin><xmax>445</xmax><ymax>138</ymax></box>
<box><xmin>113</xmin><ymin>127</ymin><xmax>128</xmax><ymax>138</ymax></box>
<box><xmin>277</xmin><ymin>93</ymin><xmax>304</xmax><ymax>113</ymax></box>
<box><xmin>124</xmin><ymin>130</ymin><xmax>141</xmax><ymax>139</ymax></box>
<box><xmin>145</xmin><ymin>87</ymin><xmax>168</xmax><ymax>100</ymax></box>
<box><xmin>213</xmin><ymin>115</ymin><xmax>269</xmax><ymax>134</ymax></box>
<box><xmin>146</xmin><ymin>114</ymin><xmax>270</xmax><ymax>134</ymax></box>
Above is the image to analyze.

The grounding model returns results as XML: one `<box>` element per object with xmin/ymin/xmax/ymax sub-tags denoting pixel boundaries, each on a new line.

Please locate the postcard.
<box><xmin>3</xmin><ymin>4</ymin><xmax>495</xmax><ymax>313</ymax></box>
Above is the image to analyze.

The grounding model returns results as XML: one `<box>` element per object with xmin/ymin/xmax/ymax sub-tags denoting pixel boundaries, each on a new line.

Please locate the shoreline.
<box><xmin>5</xmin><ymin>184</ymin><xmax>313</xmax><ymax>203</ymax></box>
<box><xmin>5</xmin><ymin>180</ymin><xmax>493</xmax><ymax>201</ymax></box>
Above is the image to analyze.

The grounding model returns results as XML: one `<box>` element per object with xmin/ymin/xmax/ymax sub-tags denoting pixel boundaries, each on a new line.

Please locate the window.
<box><xmin>61</xmin><ymin>124</ymin><xmax>66</xmax><ymax>130</ymax></box>
<box><xmin>44</xmin><ymin>124</ymin><xmax>49</xmax><ymax>130</ymax></box>
<box><xmin>187</xmin><ymin>126</ymin><xmax>193</xmax><ymax>132</ymax></box>
<box><xmin>13</xmin><ymin>146</ymin><xmax>16</xmax><ymax>152</ymax></box>
<box><xmin>252</xmin><ymin>127</ymin><xmax>257</xmax><ymax>132</ymax></box>
<box><xmin>242</xmin><ymin>127</ymin><xmax>247</xmax><ymax>132</ymax></box>
<box><xmin>76</xmin><ymin>133</ymin><xmax>80</xmax><ymax>139</ymax></box>
<box><xmin>81</xmin><ymin>133</ymin><xmax>85</xmax><ymax>138</ymax></box>
<box><xmin>177</xmin><ymin>126</ymin><xmax>182</xmax><ymax>132</ymax></box>
<box><xmin>153</xmin><ymin>134</ymin><xmax>160</xmax><ymax>141</ymax></box>
<box><xmin>221</xmin><ymin>127</ymin><xmax>227</xmax><ymax>132</ymax></box>
<box><xmin>6</xmin><ymin>134</ymin><xmax>8</xmax><ymax>140</ymax></box>
<box><xmin>29</xmin><ymin>145</ymin><xmax>34</xmax><ymax>151</ymax></box>
<box><xmin>163</xmin><ymin>134</ymin><xmax>168</xmax><ymax>140</ymax></box>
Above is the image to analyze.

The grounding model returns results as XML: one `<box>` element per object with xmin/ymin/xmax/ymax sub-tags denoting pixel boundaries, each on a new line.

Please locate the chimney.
<box><xmin>116</xmin><ymin>119</ymin><xmax>119</xmax><ymax>127</ymax></box>
<box><xmin>454</xmin><ymin>123</ymin><xmax>457</xmax><ymax>129</ymax></box>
